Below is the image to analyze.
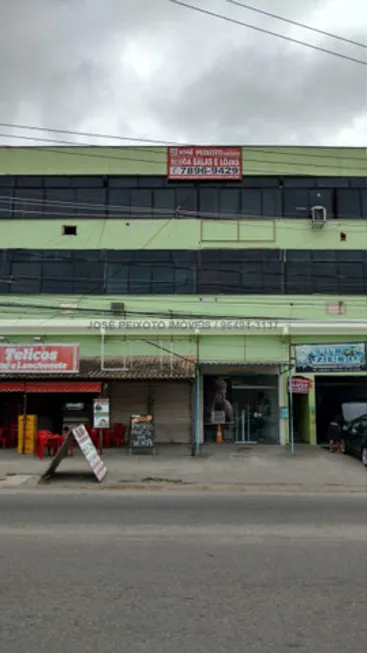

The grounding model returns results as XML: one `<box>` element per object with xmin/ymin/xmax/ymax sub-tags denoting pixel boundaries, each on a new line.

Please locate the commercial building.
<box><xmin>0</xmin><ymin>145</ymin><xmax>366</xmax><ymax>448</ymax></box>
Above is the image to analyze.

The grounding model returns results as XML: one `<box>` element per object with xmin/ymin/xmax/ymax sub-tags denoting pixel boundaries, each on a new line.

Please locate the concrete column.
<box><xmin>279</xmin><ymin>373</ymin><xmax>287</xmax><ymax>445</ymax></box>
<box><xmin>307</xmin><ymin>376</ymin><xmax>317</xmax><ymax>446</ymax></box>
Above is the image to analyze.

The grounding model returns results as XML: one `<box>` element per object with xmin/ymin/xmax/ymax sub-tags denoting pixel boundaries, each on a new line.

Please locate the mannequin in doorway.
<box><xmin>210</xmin><ymin>378</ymin><xmax>233</xmax><ymax>423</ymax></box>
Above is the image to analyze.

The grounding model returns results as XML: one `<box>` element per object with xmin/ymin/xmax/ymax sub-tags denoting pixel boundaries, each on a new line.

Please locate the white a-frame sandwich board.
<box><xmin>40</xmin><ymin>424</ymin><xmax>108</xmax><ymax>483</ymax></box>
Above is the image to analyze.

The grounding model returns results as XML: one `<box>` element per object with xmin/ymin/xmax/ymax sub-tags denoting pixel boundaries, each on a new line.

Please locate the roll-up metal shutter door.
<box><xmin>152</xmin><ymin>381</ymin><xmax>192</xmax><ymax>444</ymax></box>
<box><xmin>110</xmin><ymin>381</ymin><xmax>150</xmax><ymax>426</ymax></box>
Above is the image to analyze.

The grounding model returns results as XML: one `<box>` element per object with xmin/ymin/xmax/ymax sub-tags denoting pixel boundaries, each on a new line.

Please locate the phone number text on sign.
<box><xmin>168</xmin><ymin>147</ymin><xmax>242</xmax><ymax>180</ymax></box>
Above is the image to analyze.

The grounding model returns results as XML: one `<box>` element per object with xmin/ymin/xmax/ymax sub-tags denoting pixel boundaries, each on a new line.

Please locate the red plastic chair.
<box><xmin>89</xmin><ymin>429</ymin><xmax>100</xmax><ymax>448</ymax></box>
<box><xmin>112</xmin><ymin>423</ymin><xmax>127</xmax><ymax>448</ymax></box>
<box><xmin>103</xmin><ymin>428</ymin><xmax>113</xmax><ymax>448</ymax></box>
<box><xmin>36</xmin><ymin>431</ymin><xmax>60</xmax><ymax>460</ymax></box>
<box><xmin>0</xmin><ymin>428</ymin><xmax>7</xmax><ymax>450</ymax></box>
<box><xmin>9</xmin><ymin>425</ymin><xmax>18</xmax><ymax>448</ymax></box>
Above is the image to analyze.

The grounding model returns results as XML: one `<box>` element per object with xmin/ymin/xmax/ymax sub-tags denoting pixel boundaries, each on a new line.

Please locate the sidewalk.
<box><xmin>0</xmin><ymin>444</ymin><xmax>366</xmax><ymax>493</ymax></box>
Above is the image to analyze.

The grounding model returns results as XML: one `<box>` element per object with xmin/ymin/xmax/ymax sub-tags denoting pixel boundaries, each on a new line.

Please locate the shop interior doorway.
<box><xmin>290</xmin><ymin>393</ymin><xmax>310</xmax><ymax>443</ymax></box>
<box><xmin>203</xmin><ymin>374</ymin><xmax>279</xmax><ymax>444</ymax></box>
<box><xmin>315</xmin><ymin>376</ymin><xmax>367</xmax><ymax>444</ymax></box>
<box><xmin>0</xmin><ymin>392</ymin><xmax>97</xmax><ymax>437</ymax></box>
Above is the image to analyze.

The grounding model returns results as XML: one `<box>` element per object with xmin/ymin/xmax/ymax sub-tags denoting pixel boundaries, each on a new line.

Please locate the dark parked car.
<box><xmin>340</xmin><ymin>415</ymin><xmax>367</xmax><ymax>467</ymax></box>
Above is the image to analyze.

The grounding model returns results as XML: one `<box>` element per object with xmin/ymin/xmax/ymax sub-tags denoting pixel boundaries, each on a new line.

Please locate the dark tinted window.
<box><xmin>153</xmin><ymin>189</ymin><xmax>175</xmax><ymax>215</ymax></box>
<box><xmin>45</xmin><ymin>189</ymin><xmax>76</xmax><ymax>217</ymax></box>
<box><xmin>336</xmin><ymin>189</ymin><xmax>361</xmax><ymax>219</ymax></box>
<box><xmin>241</xmin><ymin>190</ymin><xmax>261</xmax><ymax>217</ymax></box>
<box><xmin>108</xmin><ymin>190</ymin><xmax>130</xmax><ymax>217</ymax></box>
<box><xmin>129</xmin><ymin>262</ymin><xmax>152</xmax><ymax>293</ymax></box>
<box><xmin>108</xmin><ymin>176</ymin><xmax>138</xmax><ymax>188</ymax></box>
<box><xmin>241</xmin><ymin>177</ymin><xmax>279</xmax><ymax>187</ymax></box>
<box><xmin>11</xmin><ymin>261</ymin><xmax>41</xmax><ymax>293</ymax></box>
<box><xmin>130</xmin><ymin>190</ymin><xmax>153</xmax><ymax>216</ymax></box>
<box><xmin>71</xmin><ymin>176</ymin><xmax>105</xmax><ymax>188</ymax></box>
<box><xmin>13</xmin><ymin>189</ymin><xmax>44</xmax><ymax>218</ymax></box>
<box><xmin>262</xmin><ymin>189</ymin><xmax>282</xmax><ymax>218</ymax></box>
<box><xmin>15</xmin><ymin>176</ymin><xmax>44</xmax><ymax>188</ymax></box>
<box><xmin>44</xmin><ymin>176</ymin><xmax>73</xmax><ymax>187</ymax></box>
<box><xmin>0</xmin><ymin>176</ymin><xmax>15</xmax><ymax>188</ymax></box>
<box><xmin>42</xmin><ymin>260</ymin><xmax>74</xmax><ymax>293</ymax></box>
<box><xmin>0</xmin><ymin>193</ymin><xmax>13</xmax><ymax>218</ymax></box>
<box><xmin>199</xmin><ymin>189</ymin><xmax>220</xmax><ymax>215</ymax></box>
<box><xmin>138</xmin><ymin>176</ymin><xmax>166</xmax><ymax>188</ymax></box>
<box><xmin>349</xmin><ymin>177</ymin><xmax>367</xmax><ymax>188</ymax></box>
<box><xmin>285</xmin><ymin>250</ymin><xmax>367</xmax><ymax>295</ymax></box>
<box><xmin>73</xmin><ymin>253</ymin><xmax>104</xmax><ymax>294</ymax></box>
<box><xmin>176</xmin><ymin>188</ymin><xmax>197</xmax><ymax>213</ymax></box>
<box><xmin>309</xmin><ymin>189</ymin><xmax>334</xmax><ymax>217</ymax></box>
<box><xmin>151</xmin><ymin>263</ymin><xmax>175</xmax><ymax>293</ymax></box>
<box><xmin>284</xmin><ymin>189</ymin><xmax>309</xmax><ymax>218</ymax></box>
<box><xmin>282</xmin><ymin>177</ymin><xmax>316</xmax><ymax>188</ymax></box>
<box><xmin>316</xmin><ymin>177</ymin><xmax>349</xmax><ymax>188</ymax></box>
<box><xmin>0</xmin><ymin>249</ymin><xmax>366</xmax><ymax>296</ymax></box>
<box><xmin>220</xmin><ymin>189</ymin><xmax>240</xmax><ymax>216</ymax></box>
<box><xmin>75</xmin><ymin>189</ymin><xmax>106</xmax><ymax>217</ymax></box>
<box><xmin>360</xmin><ymin>189</ymin><xmax>367</xmax><ymax>218</ymax></box>
<box><xmin>286</xmin><ymin>250</ymin><xmax>313</xmax><ymax>294</ymax></box>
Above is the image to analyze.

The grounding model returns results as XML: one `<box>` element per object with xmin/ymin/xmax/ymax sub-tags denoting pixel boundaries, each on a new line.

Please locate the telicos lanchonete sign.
<box><xmin>0</xmin><ymin>344</ymin><xmax>79</xmax><ymax>373</ymax></box>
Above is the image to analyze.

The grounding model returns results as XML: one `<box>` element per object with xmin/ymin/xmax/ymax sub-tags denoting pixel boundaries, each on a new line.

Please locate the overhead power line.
<box><xmin>0</xmin><ymin>123</ymin><xmax>366</xmax><ymax>165</ymax></box>
<box><xmin>0</xmin><ymin>299</ymin><xmax>365</xmax><ymax>320</ymax></box>
<box><xmin>168</xmin><ymin>0</ymin><xmax>367</xmax><ymax>66</ymax></box>
<box><xmin>1</xmin><ymin>131</ymin><xmax>366</xmax><ymax>174</ymax></box>
<box><xmin>224</xmin><ymin>0</ymin><xmax>367</xmax><ymax>49</ymax></box>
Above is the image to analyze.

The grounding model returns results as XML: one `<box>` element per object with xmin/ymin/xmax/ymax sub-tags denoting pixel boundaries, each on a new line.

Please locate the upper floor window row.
<box><xmin>0</xmin><ymin>175</ymin><xmax>366</xmax><ymax>189</ymax></box>
<box><xmin>0</xmin><ymin>249</ymin><xmax>366</xmax><ymax>296</ymax></box>
<box><xmin>0</xmin><ymin>183</ymin><xmax>366</xmax><ymax>220</ymax></box>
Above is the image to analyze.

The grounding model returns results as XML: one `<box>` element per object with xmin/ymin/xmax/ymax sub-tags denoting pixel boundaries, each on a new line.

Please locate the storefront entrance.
<box><xmin>315</xmin><ymin>376</ymin><xmax>367</xmax><ymax>444</ymax></box>
<box><xmin>203</xmin><ymin>373</ymin><xmax>280</xmax><ymax>444</ymax></box>
<box><xmin>0</xmin><ymin>381</ymin><xmax>101</xmax><ymax>446</ymax></box>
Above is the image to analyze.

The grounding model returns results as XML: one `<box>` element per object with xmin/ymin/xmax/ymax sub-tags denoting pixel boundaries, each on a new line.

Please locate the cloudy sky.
<box><xmin>0</xmin><ymin>0</ymin><xmax>366</xmax><ymax>146</ymax></box>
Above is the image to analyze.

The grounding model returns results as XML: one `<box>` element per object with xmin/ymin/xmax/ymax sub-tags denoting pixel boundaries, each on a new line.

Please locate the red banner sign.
<box><xmin>288</xmin><ymin>376</ymin><xmax>312</xmax><ymax>395</ymax></box>
<box><xmin>168</xmin><ymin>146</ymin><xmax>242</xmax><ymax>180</ymax></box>
<box><xmin>0</xmin><ymin>344</ymin><xmax>79</xmax><ymax>374</ymax></box>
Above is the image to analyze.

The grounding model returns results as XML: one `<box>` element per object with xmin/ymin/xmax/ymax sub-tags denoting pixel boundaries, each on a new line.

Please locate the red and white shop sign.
<box><xmin>288</xmin><ymin>376</ymin><xmax>312</xmax><ymax>395</ymax></box>
<box><xmin>0</xmin><ymin>344</ymin><xmax>79</xmax><ymax>374</ymax></box>
<box><xmin>168</xmin><ymin>146</ymin><xmax>242</xmax><ymax>180</ymax></box>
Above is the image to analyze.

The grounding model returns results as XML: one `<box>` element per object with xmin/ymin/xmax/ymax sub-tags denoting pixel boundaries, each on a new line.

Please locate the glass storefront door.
<box><xmin>203</xmin><ymin>373</ymin><xmax>280</xmax><ymax>444</ymax></box>
<box><xmin>231</xmin><ymin>376</ymin><xmax>279</xmax><ymax>444</ymax></box>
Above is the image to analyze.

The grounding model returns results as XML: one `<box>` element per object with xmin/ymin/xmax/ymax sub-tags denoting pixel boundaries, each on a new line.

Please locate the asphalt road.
<box><xmin>0</xmin><ymin>491</ymin><xmax>366</xmax><ymax>653</ymax></box>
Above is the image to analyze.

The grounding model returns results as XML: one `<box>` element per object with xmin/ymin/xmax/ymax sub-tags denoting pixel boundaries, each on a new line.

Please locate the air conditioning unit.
<box><xmin>60</xmin><ymin>303</ymin><xmax>78</xmax><ymax>315</ymax></box>
<box><xmin>110</xmin><ymin>302</ymin><xmax>125</xmax><ymax>316</ymax></box>
<box><xmin>311</xmin><ymin>206</ymin><xmax>327</xmax><ymax>229</ymax></box>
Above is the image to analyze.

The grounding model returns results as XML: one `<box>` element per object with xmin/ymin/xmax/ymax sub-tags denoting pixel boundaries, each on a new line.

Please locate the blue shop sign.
<box><xmin>295</xmin><ymin>343</ymin><xmax>367</xmax><ymax>373</ymax></box>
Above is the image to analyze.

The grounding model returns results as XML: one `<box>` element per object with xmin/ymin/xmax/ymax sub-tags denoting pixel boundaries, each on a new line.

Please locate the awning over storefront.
<box><xmin>0</xmin><ymin>381</ymin><xmax>101</xmax><ymax>393</ymax></box>
<box><xmin>0</xmin><ymin>382</ymin><xmax>25</xmax><ymax>392</ymax></box>
<box><xmin>0</xmin><ymin>357</ymin><xmax>196</xmax><ymax>381</ymax></box>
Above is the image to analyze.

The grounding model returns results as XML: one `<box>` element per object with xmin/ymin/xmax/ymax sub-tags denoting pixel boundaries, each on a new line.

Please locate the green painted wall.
<box><xmin>1</xmin><ymin>294</ymin><xmax>366</xmax><ymax>321</ymax></box>
<box><xmin>0</xmin><ymin>146</ymin><xmax>365</xmax><ymax>176</ymax></box>
<box><xmin>1</xmin><ymin>218</ymin><xmax>366</xmax><ymax>250</ymax></box>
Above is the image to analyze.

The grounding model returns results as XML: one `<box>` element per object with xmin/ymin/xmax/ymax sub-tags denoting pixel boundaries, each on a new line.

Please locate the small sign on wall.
<box><xmin>93</xmin><ymin>399</ymin><xmax>110</xmax><ymax>428</ymax></box>
<box><xmin>280</xmin><ymin>406</ymin><xmax>289</xmax><ymax>419</ymax></box>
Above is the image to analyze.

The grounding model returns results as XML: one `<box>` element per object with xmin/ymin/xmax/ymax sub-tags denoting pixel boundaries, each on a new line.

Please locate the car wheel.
<box><xmin>361</xmin><ymin>447</ymin><xmax>367</xmax><ymax>467</ymax></box>
<box><xmin>340</xmin><ymin>439</ymin><xmax>347</xmax><ymax>454</ymax></box>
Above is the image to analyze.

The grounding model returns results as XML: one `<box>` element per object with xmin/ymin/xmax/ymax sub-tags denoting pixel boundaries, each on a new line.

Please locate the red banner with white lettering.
<box><xmin>288</xmin><ymin>376</ymin><xmax>312</xmax><ymax>395</ymax></box>
<box><xmin>168</xmin><ymin>146</ymin><xmax>242</xmax><ymax>180</ymax></box>
<box><xmin>0</xmin><ymin>344</ymin><xmax>79</xmax><ymax>374</ymax></box>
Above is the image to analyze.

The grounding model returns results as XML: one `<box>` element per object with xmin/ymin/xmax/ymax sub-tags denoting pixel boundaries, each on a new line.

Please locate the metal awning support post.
<box><xmin>193</xmin><ymin>334</ymin><xmax>201</xmax><ymax>457</ymax></box>
<box><xmin>22</xmin><ymin>387</ymin><xmax>27</xmax><ymax>455</ymax></box>
<box><xmin>288</xmin><ymin>337</ymin><xmax>295</xmax><ymax>455</ymax></box>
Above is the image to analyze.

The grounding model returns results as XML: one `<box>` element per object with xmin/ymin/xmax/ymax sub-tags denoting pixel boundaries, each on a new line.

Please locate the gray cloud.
<box><xmin>0</xmin><ymin>0</ymin><xmax>365</xmax><ymax>145</ymax></box>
